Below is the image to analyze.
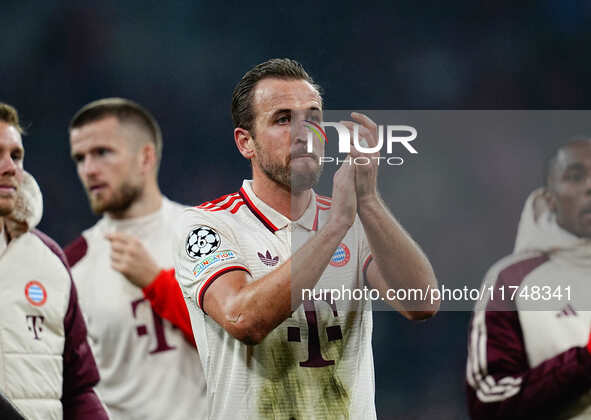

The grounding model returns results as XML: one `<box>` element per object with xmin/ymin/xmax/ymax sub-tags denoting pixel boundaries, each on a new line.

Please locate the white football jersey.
<box><xmin>69</xmin><ymin>198</ymin><xmax>207</xmax><ymax>420</ymax></box>
<box><xmin>175</xmin><ymin>180</ymin><xmax>376</xmax><ymax>420</ymax></box>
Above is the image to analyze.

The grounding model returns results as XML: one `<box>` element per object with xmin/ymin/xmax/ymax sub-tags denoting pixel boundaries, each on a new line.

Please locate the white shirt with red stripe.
<box><xmin>174</xmin><ymin>180</ymin><xmax>376</xmax><ymax>420</ymax></box>
<box><xmin>70</xmin><ymin>198</ymin><xmax>207</xmax><ymax>420</ymax></box>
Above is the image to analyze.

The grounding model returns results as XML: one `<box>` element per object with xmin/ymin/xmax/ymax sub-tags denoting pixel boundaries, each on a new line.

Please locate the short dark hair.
<box><xmin>231</xmin><ymin>58</ymin><xmax>322</xmax><ymax>134</ymax></box>
<box><xmin>545</xmin><ymin>136</ymin><xmax>591</xmax><ymax>188</ymax></box>
<box><xmin>69</xmin><ymin>98</ymin><xmax>163</xmax><ymax>171</ymax></box>
<box><xmin>0</xmin><ymin>103</ymin><xmax>24</xmax><ymax>134</ymax></box>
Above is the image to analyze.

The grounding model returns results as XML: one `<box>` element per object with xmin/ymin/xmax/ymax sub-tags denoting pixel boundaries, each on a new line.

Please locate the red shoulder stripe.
<box><xmin>197</xmin><ymin>192</ymin><xmax>239</xmax><ymax>209</ymax></box>
<box><xmin>199</xmin><ymin>193</ymin><xmax>239</xmax><ymax>209</ymax></box>
<box><xmin>316</xmin><ymin>198</ymin><xmax>331</xmax><ymax>207</ymax></box>
<box><xmin>230</xmin><ymin>201</ymin><xmax>245</xmax><ymax>214</ymax></box>
<box><xmin>208</xmin><ymin>195</ymin><xmax>242</xmax><ymax>212</ymax></box>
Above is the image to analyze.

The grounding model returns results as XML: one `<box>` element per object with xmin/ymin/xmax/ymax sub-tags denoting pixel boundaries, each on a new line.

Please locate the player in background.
<box><xmin>169</xmin><ymin>58</ymin><xmax>439</xmax><ymax>419</ymax></box>
<box><xmin>466</xmin><ymin>138</ymin><xmax>591</xmax><ymax>419</ymax></box>
<box><xmin>0</xmin><ymin>103</ymin><xmax>107</xmax><ymax>420</ymax></box>
<box><xmin>64</xmin><ymin>98</ymin><xmax>206</xmax><ymax>419</ymax></box>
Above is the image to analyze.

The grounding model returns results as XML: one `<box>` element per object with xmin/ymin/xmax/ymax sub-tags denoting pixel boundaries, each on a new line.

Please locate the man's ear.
<box><xmin>543</xmin><ymin>188</ymin><xmax>557</xmax><ymax>213</ymax></box>
<box><xmin>140</xmin><ymin>143</ymin><xmax>157</xmax><ymax>174</ymax></box>
<box><xmin>235</xmin><ymin>127</ymin><xmax>256</xmax><ymax>160</ymax></box>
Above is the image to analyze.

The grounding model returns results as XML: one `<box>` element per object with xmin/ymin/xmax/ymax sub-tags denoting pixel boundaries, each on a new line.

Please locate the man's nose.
<box><xmin>0</xmin><ymin>153</ymin><xmax>17</xmax><ymax>176</ymax></box>
<box><xmin>82</xmin><ymin>156</ymin><xmax>98</xmax><ymax>175</ymax></box>
<box><xmin>292</xmin><ymin>119</ymin><xmax>309</xmax><ymax>144</ymax></box>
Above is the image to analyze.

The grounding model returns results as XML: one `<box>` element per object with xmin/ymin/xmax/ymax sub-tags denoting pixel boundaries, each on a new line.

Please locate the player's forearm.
<box><xmin>467</xmin><ymin>345</ymin><xmax>591</xmax><ymax>419</ymax></box>
<box><xmin>289</xmin><ymin>219</ymin><xmax>351</xmax><ymax>305</ymax></box>
<box><xmin>357</xmin><ymin>195</ymin><xmax>438</xmax><ymax>315</ymax></box>
<box><xmin>224</xmin><ymin>220</ymin><xmax>350</xmax><ymax>344</ymax></box>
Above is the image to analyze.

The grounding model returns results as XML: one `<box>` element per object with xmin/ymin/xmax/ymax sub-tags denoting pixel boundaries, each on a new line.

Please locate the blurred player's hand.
<box><xmin>329</xmin><ymin>156</ymin><xmax>357</xmax><ymax>229</ymax></box>
<box><xmin>340</xmin><ymin>112</ymin><xmax>379</xmax><ymax>205</ymax></box>
<box><xmin>106</xmin><ymin>232</ymin><xmax>160</xmax><ymax>288</ymax></box>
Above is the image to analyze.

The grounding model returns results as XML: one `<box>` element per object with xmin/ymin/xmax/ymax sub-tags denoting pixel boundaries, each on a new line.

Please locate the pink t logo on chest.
<box><xmin>131</xmin><ymin>298</ymin><xmax>176</xmax><ymax>354</ymax></box>
<box><xmin>26</xmin><ymin>315</ymin><xmax>44</xmax><ymax>340</ymax></box>
<box><xmin>288</xmin><ymin>293</ymin><xmax>343</xmax><ymax>368</ymax></box>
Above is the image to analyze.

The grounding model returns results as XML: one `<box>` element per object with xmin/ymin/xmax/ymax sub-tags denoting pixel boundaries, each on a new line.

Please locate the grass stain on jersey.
<box><xmin>255</xmin><ymin>312</ymin><xmax>354</xmax><ymax>419</ymax></box>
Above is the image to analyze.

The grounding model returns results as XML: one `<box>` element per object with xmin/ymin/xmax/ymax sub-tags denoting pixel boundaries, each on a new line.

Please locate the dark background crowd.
<box><xmin>2</xmin><ymin>1</ymin><xmax>590</xmax><ymax>418</ymax></box>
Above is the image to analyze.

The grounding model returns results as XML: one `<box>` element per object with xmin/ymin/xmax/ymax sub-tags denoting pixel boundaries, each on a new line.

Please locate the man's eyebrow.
<box><xmin>266</xmin><ymin>109</ymin><xmax>293</xmax><ymax>121</ymax></box>
<box><xmin>271</xmin><ymin>106</ymin><xmax>321</xmax><ymax>114</ymax></box>
<box><xmin>272</xmin><ymin>108</ymin><xmax>291</xmax><ymax>115</ymax></box>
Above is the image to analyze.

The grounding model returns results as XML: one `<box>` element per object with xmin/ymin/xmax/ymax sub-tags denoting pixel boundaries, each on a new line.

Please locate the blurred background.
<box><xmin>2</xmin><ymin>1</ymin><xmax>590</xmax><ymax>418</ymax></box>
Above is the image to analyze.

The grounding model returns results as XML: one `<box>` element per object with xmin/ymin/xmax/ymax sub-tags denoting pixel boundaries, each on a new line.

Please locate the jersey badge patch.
<box><xmin>330</xmin><ymin>243</ymin><xmax>350</xmax><ymax>267</ymax></box>
<box><xmin>186</xmin><ymin>226</ymin><xmax>221</xmax><ymax>259</ymax></box>
<box><xmin>25</xmin><ymin>281</ymin><xmax>47</xmax><ymax>306</ymax></box>
<box><xmin>193</xmin><ymin>250</ymin><xmax>237</xmax><ymax>277</ymax></box>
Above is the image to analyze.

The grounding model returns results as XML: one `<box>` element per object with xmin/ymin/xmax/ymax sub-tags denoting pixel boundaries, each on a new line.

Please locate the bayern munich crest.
<box><xmin>330</xmin><ymin>243</ymin><xmax>350</xmax><ymax>267</ymax></box>
<box><xmin>25</xmin><ymin>281</ymin><xmax>47</xmax><ymax>306</ymax></box>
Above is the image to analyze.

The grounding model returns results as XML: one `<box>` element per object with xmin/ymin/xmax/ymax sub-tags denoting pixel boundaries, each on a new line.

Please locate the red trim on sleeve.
<box><xmin>198</xmin><ymin>266</ymin><xmax>250</xmax><ymax>311</ymax></box>
<box><xmin>362</xmin><ymin>255</ymin><xmax>373</xmax><ymax>285</ymax></box>
<box><xmin>143</xmin><ymin>269</ymin><xmax>196</xmax><ymax>347</ymax></box>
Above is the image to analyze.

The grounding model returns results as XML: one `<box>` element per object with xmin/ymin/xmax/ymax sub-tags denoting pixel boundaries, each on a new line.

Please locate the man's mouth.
<box><xmin>291</xmin><ymin>153</ymin><xmax>317</xmax><ymax>161</ymax></box>
<box><xmin>88</xmin><ymin>183</ymin><xmax>108</xmax><ymax>193</ymax></box>
<box><xmin>0</xmin><ymin>184</ymin><xmax>17</xmax><ymax>195</ymax></box>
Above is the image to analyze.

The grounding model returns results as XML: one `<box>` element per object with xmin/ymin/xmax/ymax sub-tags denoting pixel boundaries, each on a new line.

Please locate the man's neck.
<box><xmin>107</xmin><ymin>183</ymin><xmax>163</xmax><ymax>220</ymax></box>
<box><xmin>251</xmin><ymin>174</ymin><xmax>311</xmax><ymax>221</ymax></box>
<box><xmin>0</xmin><ymin>218</ymin><xmax>8</xmax><ymax>251</ymax></box>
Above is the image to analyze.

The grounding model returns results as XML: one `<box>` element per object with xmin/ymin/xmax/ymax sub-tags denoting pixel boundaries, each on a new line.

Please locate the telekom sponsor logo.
<box><xmin>26</xmin><ymin>315</ymin><xmax>44</xmax><ymax>340</ymax></box>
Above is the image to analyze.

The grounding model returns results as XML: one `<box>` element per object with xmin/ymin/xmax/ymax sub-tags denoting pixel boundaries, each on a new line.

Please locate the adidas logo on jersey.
<box><xmin>556</xmin><ymin>304</ymin><xmax>578</xmax><ymax>318</ymax></box>
<box><xmin>258</xmin><ymin>250</ymin><xmax>279</xmax><ymax>266</ymax></box>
